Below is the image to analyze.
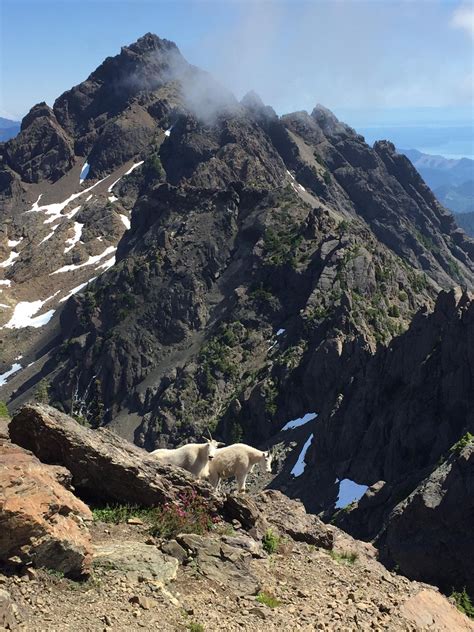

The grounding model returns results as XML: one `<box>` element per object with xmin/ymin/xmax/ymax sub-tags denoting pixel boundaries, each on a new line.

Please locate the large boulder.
<box><xmin>380</xmin><ymin>441</ymin><xmax>474</xmax><ymax>596</ymax></box>
<box><xmin>8</xmin><ymin>404</ymin><xmax>219</xmax><ymax>508</ymax></box>
<box><xmin>176</xmin><ymin>533</ymin><xmax>260</xmax><ymax>596</ymax></box>
<box><xmin>0</xmin><ymin>441</ymin><xmax>92</xmax><ymax>578</ymax></box>
<box><xmin>223</xmin><ymin>489</ymin><xmax>334</xmax><ymax>550</ymax></box>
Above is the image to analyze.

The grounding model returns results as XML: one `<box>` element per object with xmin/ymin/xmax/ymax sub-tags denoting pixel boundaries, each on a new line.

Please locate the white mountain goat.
<box><xmin>206</xmin><ymin>443</ymin><xmax>273</xmax><ymax>492</ymax></box>
<box><xmin>150</xmin><ymin>438</ymin><xmax>224</xmax><ymax>479</ymax></box>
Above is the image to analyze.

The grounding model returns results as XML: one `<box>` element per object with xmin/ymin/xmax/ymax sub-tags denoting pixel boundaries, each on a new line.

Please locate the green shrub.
<box><xmin>188</xmin><ymin>623</ymin><xmax>205</xmax><ymax>632</ymax></box>
<box><xmin>388</xmin><ymin>304</ymin><xmax>400</xmax><ymax>318</ymax></box>
<box><xmin>329</xmin><ymin>550</ymin><xmax>358</xmax><ymax>564</ymax></box>
<box><xmin>34</xmin><ymin>379</ymin><xmax>50</xmax><ymax>404</ymax></box>
<box><xmin>92</xmin><ymin>492</ymin><xmax>216</xmax><ymax>540</ymax></box>
<box><xmin>0</xmin><ymin>401</ymin><xmax>10</xmax><ymax>418</ymax></box>
<box><xmin>262</xmin><ymin>529</ymin><xmax>280</xmax><ymax>554</ymax></box>
<box><xmin>144</xmin><ymin>154</ymin><xmax>164</xmax><ymax>181</ymax></box>
<box><xmin>92</xmin><ymin>504</ymin><xmax>153</xmax><ymax>524</ymax></box>
<box><xmin>256</xmin><ymin>592</ymin><xmax>281</xmax><ymax>608</ymax></box>
<box><xmin>451</xmin><ymin>587</ymin><xmax>474</xmax><ymax>619</ymax></box>
<box><xmin>450</xmin><ymin>432</ymin><xmax>474</xmax><ymax>455</ymax></box>
<box><xmin>149</xmin><ymin>490</ymin><xmax>215</xmax><ymax>539</ymax></box>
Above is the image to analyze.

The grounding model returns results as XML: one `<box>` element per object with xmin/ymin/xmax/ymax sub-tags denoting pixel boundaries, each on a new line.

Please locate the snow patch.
<box><xmin>0</xmin><ymin>280</ymin><xmax>11</xmax><ymax>286</ymax></box>
<box><xmin>124</xmin><ymin>160</ymin><xmax>144</xmax><ymax>175</ymax></box>
<box><xmin>79</xmin><ymin>162</ymin><xmax>90</xmax><ymax>183</ymax></box>
<box><xmin>165</xmin><ymin>127</ymin><xmax>173</xmax><ymax>137</ymax></box>
<box><xmin>39</xmin><ymin>227</ymin><xmax>59</xmax><ymax>245</ymax></box>
<box><xmin>291</xmin><ymin>434</ymin><xmax>314</xmax><ymax>477</ymax></box>
<box><xmin>51</xmin><ymin>246</ymin><xmax>116</xmax><ymax>274</ymax></box>
<box><xmin>119</xmin><ymin>214</ymin><xmax>130</xmax><ymax>230</ymax></box>
<box><xmin>64</xmin><ymin>222</ymin><xmax>83</xmax><ymax>253</ymax></box>
<box><xmin>108</xmin><ymin>195</ymin><xmax>118</xmax><ymax>203</ymax></box>
<box><xmin>59</xmin><ymin>278</ymin><xmax>96</xmax><ymax>303</ymax></box>
<box><xmin>0</xmin><ymin>363</ymin><xmax>22</xmax><ymax>386</ymax></box>
<box><xmin>0</xmin><ymin>251</ymin><xmax>19</xmax><ymax>268</ymax></box>
<box><xmin>2</xmin><ymin>298</ymin><xmax>56</xmax><ymax>329</ymax></box>
<box><xmin>0</xmin><ymin>303</ymin><xmax>9</xmax><ymax>308</ymax></box>
<box><xmin>107</xmin><ymin>177</ymin><xmax>122</xmax><ymax>192</ymax></box>
<box><xmin>276</xmin><ymin>328</ymin><xmax>285</xmax><ymax>336</ymax></box>
<box><xmin>65</xmin><ymin>205</ymin><xmax>81</xmax><ymax>220</ymax></box>
<box><xmin>96</xmin><ymin>256</ymin><xmax>115</xmax><ymax>271</ymax></box>
<box><xmin>282</xmin><ymin>412</ymin><xmax>318</xmax><ymax>432</ymax></box>
<box><xmin>7</xmin><ymin>238</ymin><xmax>22</xmax><ymax>247</ymax></box>
<box><xmin>26</xmin><ymin>176</ymin><xmax>107</xmax><ymax>222</ymax></box>
<box><xmin>335</xmin><ymin>479</ymin><xmax>369</xmax><ymax>509</ymax></box>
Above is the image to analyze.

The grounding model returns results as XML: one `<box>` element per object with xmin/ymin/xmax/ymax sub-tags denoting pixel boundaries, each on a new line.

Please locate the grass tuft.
<box><xmin>329</xmin><ymin>550</ymin><xmax>358</xmax><ymax>564</ymax></box>
<box><xmin>262</xmin><ymin>529</ymin><xmax>280</xmax><ymax>555</ymax></box>
<box><xmin>256</xmin><ymin>592</ymin><xmax>281</xmax><ymax>608</ymax></box>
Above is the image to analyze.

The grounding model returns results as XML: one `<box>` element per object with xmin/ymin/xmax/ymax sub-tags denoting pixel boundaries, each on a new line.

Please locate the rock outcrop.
<box><xmin>380</xmin><ymin>440</ymin><xmax>474</xmax><ymax>596</ymax></box>
<box><xmin>8</xmin><ymin>404</ymin><xmax>218</xmax><ymax>508</ymax></box>
<box><xmin>290</xmin><ymin>290</ymin><xmax>474</xmax><ymax>514</ymax></box>
<box><xmin>224</xmin><ymin>489</ymin><xmax>334</xmax><ymax>550</ymax></box>
<box><xmin>0</xmin><ymin>440</ymin><xmax>92</xmax><ymax>578</ymax></box>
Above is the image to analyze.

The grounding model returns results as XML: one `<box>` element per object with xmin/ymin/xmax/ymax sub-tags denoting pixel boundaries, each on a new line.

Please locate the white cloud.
<box><xmin>451</xmin><ymin>5</ymin><xmax>474</xmax><ymax>39</ymax></box>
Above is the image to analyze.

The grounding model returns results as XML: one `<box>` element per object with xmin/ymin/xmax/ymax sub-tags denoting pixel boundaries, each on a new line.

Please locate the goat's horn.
<box><xmin>207</xmin><ymin>427</ymin><xmax>213</xmax><ymax>440</ymax></box>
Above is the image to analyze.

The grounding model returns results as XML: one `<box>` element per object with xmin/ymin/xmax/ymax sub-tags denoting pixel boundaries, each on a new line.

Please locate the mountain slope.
<box><xmin>1</xmin><ymin>33</ymin><xmax>473</xmax><ymax>437</ymax></box>
<box><xmin>1</xmin><ymin>32</ymin><xmax>474</xmax><ymax>598</ymax></box>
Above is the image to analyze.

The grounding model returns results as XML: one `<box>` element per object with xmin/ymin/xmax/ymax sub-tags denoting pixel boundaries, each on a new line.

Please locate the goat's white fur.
<box><xmin>206</xmin><ymin>443</ymin><xmax>273</xmax><ymax>492</ymax></box>
<box><xmin>150</xmin><ymin>439</ymin><xmax>222</xmax><ymax>478</ymax></box>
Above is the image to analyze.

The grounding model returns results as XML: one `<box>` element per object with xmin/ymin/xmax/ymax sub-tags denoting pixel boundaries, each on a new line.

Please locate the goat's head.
<box><xmin>204</xmin><ymin>438</ymin><xmax>225</xmax><ymax>460</ymax></box>
<box><xmin>262</xmin><ymin>450</ymin><xmax>274</xmax><ymax>473</ymax></box>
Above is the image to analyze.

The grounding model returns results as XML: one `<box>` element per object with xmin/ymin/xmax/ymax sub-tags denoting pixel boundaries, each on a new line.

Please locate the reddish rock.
<box><xmin>0</xmin><ymin>441</ymin><xmax>92</xmax><ymax>578</ymax></box>
<box><xmin>8</xmin><ymin>404</ymin><xmax>219</xmax><ymax>509</ymax></box>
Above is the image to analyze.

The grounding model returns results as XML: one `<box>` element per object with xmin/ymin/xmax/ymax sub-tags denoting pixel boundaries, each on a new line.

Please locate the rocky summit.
<box><xmin>1</xmin><ymin>32</ymin><xmax>474</xmax><ymax>626</ymax></box>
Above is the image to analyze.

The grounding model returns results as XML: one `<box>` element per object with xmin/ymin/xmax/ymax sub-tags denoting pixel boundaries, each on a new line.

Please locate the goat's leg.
<box><xmin>236</xmin><ymin>472</ymin><xmax>248</xmax><ymax>493</ymax></box>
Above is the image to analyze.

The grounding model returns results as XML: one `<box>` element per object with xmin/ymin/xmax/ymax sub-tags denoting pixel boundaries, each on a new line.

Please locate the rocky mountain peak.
<box><xmin>125</xmin><ymin>32</ymin><xmax>178</xmax><ymax>56</ymax></box>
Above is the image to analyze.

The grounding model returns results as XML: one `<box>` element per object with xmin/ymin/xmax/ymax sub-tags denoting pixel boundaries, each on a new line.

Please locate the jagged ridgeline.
<box><xmin>1</xmin><ymin>33</ymin><xmax>472</xmax><ymax>449</ymax></box>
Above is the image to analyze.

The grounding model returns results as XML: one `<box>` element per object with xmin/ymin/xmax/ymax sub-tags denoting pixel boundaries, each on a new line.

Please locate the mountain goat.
<box><xmin>206</xmin><ymin>443</ymin><xmax>273</xmax><ymax>493</ymax></box>
<box><xmin>150</xmin><ymin>438</ymin><xmax>224</xmax><ymax>479</ymax></box>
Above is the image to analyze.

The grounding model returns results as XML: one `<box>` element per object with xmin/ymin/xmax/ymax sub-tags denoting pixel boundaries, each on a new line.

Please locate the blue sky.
<box><xmin>1</xmin><ymin>0</ymin><xmax>473</xmax><ymax>128</ymax></box>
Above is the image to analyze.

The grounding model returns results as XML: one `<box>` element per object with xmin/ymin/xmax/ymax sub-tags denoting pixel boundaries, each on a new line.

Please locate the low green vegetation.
<box><xmin>187</xmin><ymin>623</ymin><xmax>205</xmax><ymax>632</ymax></box>
<box><xmin>262</xmin><ymin>529</ymin><xmax>280</xmax><ymax>554</ymax></box>
<box><xmin>0</xmin><ymin>400</ymin><xmax>10</xmax><ymax>418</ymax></box>
<box><xmin>256</xmin><ymin>592</ymin><xmax>281</xmax><ymax>608</ymax></box>
<box><xmin>143</xmin><ymin>153</ymin><xmax>164</xmax><ymax>182</ymax></box>
<box><xmin>263</xmin><ymin>226</ymin><xmax>302</xmax><ymax>268</ymax></box>
<box><xmin>329</xmin><ymin>550</ymin><xmax>358</xmax><ymax>564</ymax></box>
<box><xmin>451</xmin><ymin>587</ymin><xmax>474</xmax><ymax>619</ymax></box>
<box><xmin>92</xmin><ymin>492</ymin><xmax>216</xmax><ymax>539</ymax></box>
<box><xmin>450</xmin><ymin>432</ymin><xmax>474</xmax><ymax>455</ymax></box>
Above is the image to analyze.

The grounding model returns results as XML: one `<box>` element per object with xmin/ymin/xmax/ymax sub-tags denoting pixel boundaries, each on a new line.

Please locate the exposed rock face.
<box><xmin>290</xmin><ymin>290</ymin><xmax>474</xmax><ymax>515</ymax></box>
<box><xmin>0</xmin><ymin>440</ymin><xmax>92</xmax><ymax>578</ymax></box>
<box><xmin>1</xmin><ymin>32</ymin><xmax>474</xmax><ymax>602</ymax></box>
<box><xmin>8</xmin><ymin>404</ymin><xmax>219</xmax><ymax>507</ymax></box>
<box><xmin>176</xmin><ymin>533</ymin><xmax>260</xmax><ymax>596</ymax></box>
<box><xmin>4</xmin><ymin>103</ymin><xmax>74</xmax><ymax>183</ymax></box>
<box><xmin>93</xmin><ymin>541</ymin><xmax>178</xmax><ymax>584</ymax></box>
<box><xmin>380</xmin><ymin>441</ymin><xmax>474</xmax><ymax>596</ymax></box>
<box><xmin>223</xmin><ymin>489</ymin><xmax>334</xmax><ymax>550</ymax></box>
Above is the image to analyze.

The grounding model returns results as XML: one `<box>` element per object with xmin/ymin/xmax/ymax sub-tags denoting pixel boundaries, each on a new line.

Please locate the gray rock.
<box><xmin>380</xmin><ymin>442</ymin><xmax>474</xmax><ymax>596</ymax></box>
<box><xmin>176</xmin><ymin>534</ymin><xmax>260</xmax><ymax>596</ymax></box>
<box><xmin>93</xmin><ymin>541</ymin><xmax>178</xmax><ymax>583</ymax></box>
<box><xmin>0</xmin><ymin>588</ymin><xmax>19</xmax><ymax>630</ymax></box>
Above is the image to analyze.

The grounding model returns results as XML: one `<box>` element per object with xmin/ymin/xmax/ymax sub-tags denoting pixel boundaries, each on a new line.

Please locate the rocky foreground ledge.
<box><xmin>1</xmin><ymin>405</ymin><xmax>473</xmax><ymax>630</ymax></box>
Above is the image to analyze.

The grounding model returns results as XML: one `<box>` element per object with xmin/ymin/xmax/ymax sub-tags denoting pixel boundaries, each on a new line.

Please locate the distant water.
<box><xmin>356</xmin><ymin>125</ymin><xmax>474</xmax><ymax>160</ymax></box>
